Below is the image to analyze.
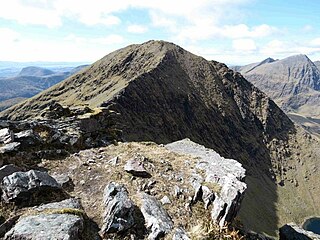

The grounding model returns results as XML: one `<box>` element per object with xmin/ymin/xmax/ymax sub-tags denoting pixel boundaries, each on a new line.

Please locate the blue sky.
<box><xmin>0</xmin><ymin>0</ymin><xmax>319</xmax><ymax>65</ymax></box>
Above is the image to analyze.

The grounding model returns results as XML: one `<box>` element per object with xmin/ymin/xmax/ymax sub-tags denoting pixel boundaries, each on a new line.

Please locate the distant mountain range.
<box><xmin>0</xmin><ymin>65</ymin><xmax>89</xmax><ymax>111</ymax></box>
<box><xmin>232</xmin><ymin>54</ymin><xmax>320</xmax><ymax>118</ymax></box>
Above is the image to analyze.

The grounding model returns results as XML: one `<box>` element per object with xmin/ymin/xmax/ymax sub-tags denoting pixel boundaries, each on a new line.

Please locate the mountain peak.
<box><xmin>18</xmin><ymin>66</ymin><xmax>54</xmax><ymax>77</ymax></box>
<box><xmin>280</xmin><ymin>54</ymin><xmax>312</xmax><ymax>65</ymax></box>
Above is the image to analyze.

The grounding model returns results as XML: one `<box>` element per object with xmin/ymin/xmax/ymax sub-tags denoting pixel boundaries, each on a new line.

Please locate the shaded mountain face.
<box><xmin>1</xmin><ymin>41</ymin><xmax>319</xmax><ymax>236</ymax></box>
<box><xmin>237</xmin><ymin>54</ymin><xmax>320</xmax><ymax>117</ymax></box>
<box><xmin>0</xmin><ymin>65</ymin><xmax>89</xmax><ymax>111</ymax></box>
<box><xmin>315</xmin><ymin>60</ymin><xmax>320</xmax><ymax>70</ymax></box>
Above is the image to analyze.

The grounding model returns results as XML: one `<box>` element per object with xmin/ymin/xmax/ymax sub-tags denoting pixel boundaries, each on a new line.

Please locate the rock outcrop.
<box><xmin>4</xmin><ymin>198</ymin><xmax>85</xmax><ymax>240</ymax></box>
<box><xmin>1</xmin><ymin>170</ymin><xmax>65</xmax><ymax>206</ymax></box>
<box><xmin>100</xmin><ymin>182</ymin><xmax>136</xmax><ymax>236</ymax></box>
<box><xmin>166</xmin><ymin>139</ymin><xmax>247</xmax><ymax>227</ymax></box>
<box><xmin>0</xmin><ymin>106</ymin><xmax>121</xmax><ymax>165</ymax></box>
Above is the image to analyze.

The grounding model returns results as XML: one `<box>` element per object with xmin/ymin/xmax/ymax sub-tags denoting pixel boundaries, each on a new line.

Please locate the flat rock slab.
<box><xmin>124</xmin><ymin>156</ymin><xmax>151</xmax><ymax>178</ymax></box>
<box><xmin>4</xmin><ymin>198</ymin><xmax>85</xmax><ymax>240</ymax></box>
<box><xmin>1</xmin><ymin>170</ymin><xmax>64</xmax><ymax>206</ymax></box>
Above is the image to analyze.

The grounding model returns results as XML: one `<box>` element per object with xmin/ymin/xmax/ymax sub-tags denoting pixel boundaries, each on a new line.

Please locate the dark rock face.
<box><xmin>100</xmin><ymin>182</ymin><xmax>136</xmax><ymax>236</ymax></box>
<box><xmin>4</xmin><ymin>198</ymin><xmax>85</xmax><ymax>240</ymax></box>
<box><xmin>1</xmin><ymin>170</ymin><xmax>65</xmax><ymax>206</ymax></box>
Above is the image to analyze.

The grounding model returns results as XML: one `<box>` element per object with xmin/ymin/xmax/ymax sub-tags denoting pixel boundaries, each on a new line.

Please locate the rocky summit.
<box><xmin>0</xmin><ymin>40</ymin><xmax>319</xmax><ymax>239</ymax></box>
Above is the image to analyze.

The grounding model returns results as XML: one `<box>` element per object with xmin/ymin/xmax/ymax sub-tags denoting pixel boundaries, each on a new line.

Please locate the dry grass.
<box><xmin>189</xmin><ymin>220</ymin><xmax>244</xmax><ymax>240</ymax></box>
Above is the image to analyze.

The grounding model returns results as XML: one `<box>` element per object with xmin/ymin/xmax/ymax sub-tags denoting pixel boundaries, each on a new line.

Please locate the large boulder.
<box><xmin>100</xmin><ymin>182</ymin><xmax>136</xmax><ymax>236</ymax></box>
<box><xmin>139</xmin><ymin>192</ymin><xmax>174</xmax><ymax>240</ymax></box>
<box><xmin>4</xmin><ymin>198</ymin><xmax>85</xmax><ymax>240</ymax></box>
<box><xmin>279</xmin><ymin>223</ymin><xmax>320</xmax><ymax>240</ymax></box>
<box><xmin>1</xmin><ymin>170</ymin><xmax>66</xmax><ymax>206</ymax></box>
<box><xmin>166</xmin><ymin>138</ymin><xmax>247</xmax><ymax>227</ymax></box>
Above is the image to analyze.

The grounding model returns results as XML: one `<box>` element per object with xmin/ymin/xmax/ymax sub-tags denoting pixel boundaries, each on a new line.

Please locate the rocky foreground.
<box><xmin>0</xmin><ymin>132</ymin><xmax>247</xmax><ymax>239</ymax></box>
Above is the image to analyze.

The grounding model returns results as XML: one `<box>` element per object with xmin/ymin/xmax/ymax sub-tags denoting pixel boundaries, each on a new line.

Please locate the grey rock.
<box><xmin>52</xmin><ymin>174</ymin><xmax>74</xmax><ymax>191</ymax></box>
<box><xmin>1</xmin><ymin>170</ymin><xmax>64</xmax><ymax>206</ymax></box>
<box><xmin>100</xmin><ymin>182</ymin><xmax>135</xmax><ymax>236</ymax></box>
<box><xmin>0</xmin><ymin>128</ymin><xmax>14</xmax><ymax>144</ymax></box>
<box><xmin>124</xmin><ymin>156</ymin><xmax>151</xmax><ymax>178</ymax></box>
<box><xmin>166</xmin><ymin>139</ymin><xmax>246</xmax><ymax>227</ymax></box>
<box><xmin>160</xmin><ymin>195</ymin><xmax>171</xmax><ymax>205</ymax></box>
<box><xmin>4</xmin><ymin>198</ymin><xmax>84</xmax><ymax>240</ymax></box>
<box><xmin>0</xmin><ymin>164</ymin><xmax>22</xmax><ymax>182</ymax></box>
<box><xmin>173</xmin><ymin>185</ymin><xmax>183</xmax><ymax>198</ymax></box>
<box><xmin>172</xmin><ymin>227</ymin><xmax>190</xmax><ymax>240</ymax></box>
<box><xmin>0</xmin><ymin>142</ymin><xmax>20</xmax><ymax>154</ymax></box>
<box><xmin>279</xmin><ymin>223</ymin><xmax>319</xmax><ymax>239</ymax></box>
<box><xmin>107</xmin><ymin>156</ymin><xmax>119</xmax><ymax>166</ymax></box>
<box><xmin>139</xmin><ymin>192</ymin><xmax>173</xmax><ymax>240</ymax></box>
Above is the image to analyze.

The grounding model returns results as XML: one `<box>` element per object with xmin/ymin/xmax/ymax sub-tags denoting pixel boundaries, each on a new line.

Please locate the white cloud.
<box><xmin>310</xmin><ymin>38</ymin><xmax>320</xmax><ymax>47</ymax></box>
<box><xmin>127</xmin><ymin>24</ymin><xmax>148</xmax><ymax>34</ymax></box>
<box><xmin>0</xmin><ymin>0</ymin><xmax>61</xmax><ymax>28</ymax></box>
<box><xmin>0</xmin><ymin>28</ymin><xmax>20</xmax><ymax>43</ymax></box>
<box><xmin>232</xmin><ymin>39</ymin><xmax>257</xmax><ymax>52</ymax></box>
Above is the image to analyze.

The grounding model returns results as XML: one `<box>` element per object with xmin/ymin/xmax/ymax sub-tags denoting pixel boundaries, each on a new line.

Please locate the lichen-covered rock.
<box><xmin>1</xmin><ymin>170</ymin><xmax>65</xmax><ymax>206</ymax></box>
<box><xmin>4</xmin><ymin>198</ymin><xmax>85</xmax><ymax>240</ymax></box>
<box><xmin>279</xmin><ymin>223</ymin><xmax>320</xmax><ymax>240</ymax></box>
<box><xmin>100</xmin><ymin>182</ymin><xmax>136</xmax><ymax>236</ymax></box>
<box><xmin>166</xmin><ymin>139</ymin><xmax>247</xmax><ymax>227</ymax></box>
<box><xmin>139</xmin><ymin>192</ymin><xmax>173</xmax><ymax>240</ymax></box>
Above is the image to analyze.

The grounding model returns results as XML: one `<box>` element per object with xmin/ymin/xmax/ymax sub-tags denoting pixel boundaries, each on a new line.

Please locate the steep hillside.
<box><xmin>315</xmin><ymin>60</ymin><xmax>320</xmax><ymax>70</ymax></box>
<box><xmin>238</xmin><ymin>55</ymin><xmax>320</xmax><ymax>118</ymax></box>
<box><xmin>0</xmin><ymin>40</ymin><xmax>319</xmax><ymax>237</ymax></box>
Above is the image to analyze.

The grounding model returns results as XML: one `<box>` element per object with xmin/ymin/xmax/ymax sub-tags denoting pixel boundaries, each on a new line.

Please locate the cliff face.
<box><xmin>1</xmin><ymin>41</ymin><xmax>319</xmax><ymax>236</ymax></box>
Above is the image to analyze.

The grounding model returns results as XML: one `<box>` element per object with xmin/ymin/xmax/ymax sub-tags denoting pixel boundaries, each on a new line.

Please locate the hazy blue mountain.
<box><xmin>0</xmin><ymin>64</ymin><xmax>89</xmax><ymax>110</ymax></box>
